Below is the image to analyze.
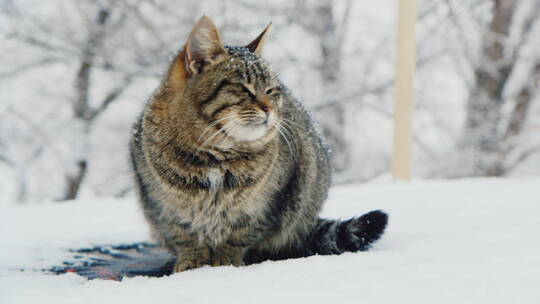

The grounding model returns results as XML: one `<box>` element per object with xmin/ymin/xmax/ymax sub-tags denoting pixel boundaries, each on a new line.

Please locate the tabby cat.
<box><xmin>129</xmin><ymin>16</ymin><xmax>388</xmax><ymax>272</ymax></box>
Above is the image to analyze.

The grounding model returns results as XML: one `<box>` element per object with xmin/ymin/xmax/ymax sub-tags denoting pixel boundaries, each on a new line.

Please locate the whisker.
<box><xmin>281</xmin><ymin>118</ymin><xmax>305</xmax><ymax>130</ymax></box>
<box><xmin>198</xmin><ymin>114</ymin><xmax>237</xmax><ymax>143</ymax></box>
<box><xmin>279</xmin><ymin>126</ymin><xmax>296</xmax><ymax>161</ymax></box>
<box><xmin>280</xmin><ymin>120</ymin><xmax>300</xmax><ymax>159</ymax></box>
<box><xmin>214</xmin><ymin>119</ymin><xmax>239</xmax><ymax>143</ymax></box>
<box><xmin>201</xmin><ymin>119</ymin><xmax>237</xmax><ymax>148</ymax></box>
<box><xmin>217</xmin><ymin>120</ymin><xmax>243</xmax><ymax>145</ymax></box>
<box><xmin>284</xmin><ymin>122</ymin><xmax>300</xmax><ymax>156</ymax></box>
<box><xmin>277</xmin><ymin>120</ymin><xmax>298</xmax><ymax>161</ymax></box>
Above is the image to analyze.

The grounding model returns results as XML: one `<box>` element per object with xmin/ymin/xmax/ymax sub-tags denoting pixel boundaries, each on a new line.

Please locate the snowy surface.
<box><xmin>1</xmin><ymin>178</ymin><xmax>539</xmax><ymax>303</ymax></box>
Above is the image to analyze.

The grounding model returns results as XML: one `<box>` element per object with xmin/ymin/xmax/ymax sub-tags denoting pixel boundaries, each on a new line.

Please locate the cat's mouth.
<box><xmin>251</xmin><ymin>117</ymin><xmax>269</xmax><ymax>127</ymax></box>
<box><xmin>224</xmin><ymin>114</ymin><xmax>276</xmax><ymax>142</ymax></box>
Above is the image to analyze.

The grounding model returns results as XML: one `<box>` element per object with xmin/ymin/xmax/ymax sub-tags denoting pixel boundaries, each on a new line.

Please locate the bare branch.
<box><xmin>504</xmin><ymin>62</ymin><xmax>540</xmax><ymax>142</ymax></box>
<box><xmin>89</xmin><ymin>76</ymin><xmax>134</xmax><ymax>121</ymax></box>
<box><xmin>3</xmin><ymin>31</ymin><xmax>77</xmax><ymax>55</ymax></box>
<box><xmin>444</xmin><ymin>0</ymin><xmax>480</xmax><ymax>69</ymax></box>
<box><xmin>510</xmin><ymin>1</ymin><xmax>540</xmax><ymax>62</ymax></box>
<box><xmin>506</xmin><ymin>143</ymin><xmax>540</xmax><ymax>172</ymax></box>
<box><xmin>0</xmin><ymin>57</ymin><xmax>61</xmax><ymax>78</ymax></box>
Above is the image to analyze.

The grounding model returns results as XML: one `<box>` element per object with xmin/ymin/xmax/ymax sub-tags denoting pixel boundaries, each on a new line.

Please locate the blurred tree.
<box><xmin>450</xmin><ymin>0</ymin><xmax>540</xmax><ymax>176</ymax></box>
<box><xmin>0</xmin><ymin>0</ymin><xmax>154</xmax><ymax>201</ymax></box>
<box><xmin>2</xmin><ymin>0</ymin><xmax>538</xmax><ymax>203</ymax></box>
<box><xmin>293</xmin><ymin>0</ymin><xmax>353</xmax><ymax>173</ymax></box>
<box><xmin>0</xmin><ymin>108</ymin><xmax>50</xmax><ymax>203</ymax></box>
<box><xmin>66</xmin><ymin>4</ymin><xmax>132</xmax><ymax>200</ymax></box>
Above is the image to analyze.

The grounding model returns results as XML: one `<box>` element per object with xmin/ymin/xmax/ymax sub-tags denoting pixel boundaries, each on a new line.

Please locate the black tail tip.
<box><xmin>358</xmin><ymin>210</ymin><xmax>388</xmax><ymax>245</ymax></box>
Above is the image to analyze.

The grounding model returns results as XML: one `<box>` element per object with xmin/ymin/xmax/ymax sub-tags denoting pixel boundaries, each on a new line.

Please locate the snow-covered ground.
<box><xmin>1</xmin><ymin>178</ymin><xmax>539</xmax><ymax>303</ymax></box>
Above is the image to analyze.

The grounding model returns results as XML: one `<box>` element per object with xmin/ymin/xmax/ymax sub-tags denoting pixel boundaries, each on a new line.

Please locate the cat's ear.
<box><xmin>184</xmin><ymin>16</ymin><xmax>226</xmax><ymax>76</ymax></box>
<box><xmin>245</xmin><ymin>23</ymin><xmax>272</xmax><ymax>55</ymax></box>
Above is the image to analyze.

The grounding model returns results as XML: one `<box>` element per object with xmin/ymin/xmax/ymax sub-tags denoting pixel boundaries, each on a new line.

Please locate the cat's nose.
<box><xmin>258</xmin><ymin>96</ymin><xmax>273</xmax><ymax>114</ymax></box>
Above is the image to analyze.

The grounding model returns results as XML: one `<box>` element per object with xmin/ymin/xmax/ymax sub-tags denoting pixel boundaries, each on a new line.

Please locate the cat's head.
<box><xmin>169</xmin><ymin>16</ymin><xmax>283</xmax><ymax>147</ymax></box>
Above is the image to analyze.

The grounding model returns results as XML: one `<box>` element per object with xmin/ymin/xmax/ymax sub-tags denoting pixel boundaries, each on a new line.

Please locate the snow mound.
<box><xmin>1</xmin><ymin>178</ymin><xmax>539</xmax><ymax>303</ymax></box>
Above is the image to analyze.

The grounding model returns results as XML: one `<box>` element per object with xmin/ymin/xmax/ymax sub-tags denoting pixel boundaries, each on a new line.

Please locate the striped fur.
<box><xmin>129</xmin><ymin>16</ymin><xmax>387</xmax><ymax>272</ymax></box>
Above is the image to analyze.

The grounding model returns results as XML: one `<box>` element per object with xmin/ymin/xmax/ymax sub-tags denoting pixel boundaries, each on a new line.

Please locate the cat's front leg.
<box><xmin>174</xmin><ymin>242</ymin><xmax>212</xmax><ymax>272</ymax></box>
<box><xmin>211</xmin><ymin>244</ymin><xmax>245</xmax><ymax>267</ymax></box>
<box><xmin>210</xmin><ymin>220</ymin><xmax>264</xmax><ymax>267</ymax></box>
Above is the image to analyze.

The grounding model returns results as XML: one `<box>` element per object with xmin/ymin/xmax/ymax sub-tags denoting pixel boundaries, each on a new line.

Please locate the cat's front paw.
<box><xmin>211</xmin><ymin>253</ymin><xmax>244</xmax><ymax>267</ymax></box>
<box><xmin>174</xmin><ymin>258</ymin><xmax>206</xmax><ymax>272</ymax></box>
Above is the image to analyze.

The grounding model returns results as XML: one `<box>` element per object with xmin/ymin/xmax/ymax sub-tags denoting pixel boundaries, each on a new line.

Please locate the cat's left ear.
<box><xmin>185</xmin><ymin>16</ymin><xmax>226</xmax><ymax>77</ymax></box>
<box><xmin>245</xmin><ymin>23</ymin><xmax>272</xmax><ymax>55</ymax></box>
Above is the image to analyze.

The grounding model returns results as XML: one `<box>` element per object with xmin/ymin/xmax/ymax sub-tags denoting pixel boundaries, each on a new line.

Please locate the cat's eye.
<box><xmin>265</xmin><ymin>87</ymin><xmax>279</xmax><ymax>95</ymax></box>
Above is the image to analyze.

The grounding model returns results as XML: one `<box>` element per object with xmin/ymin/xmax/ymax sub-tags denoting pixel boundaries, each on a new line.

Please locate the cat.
<box><xmin>129</xmin><ymin>16</ymin><xmax>388</xmax><ymax>272</ymax></box>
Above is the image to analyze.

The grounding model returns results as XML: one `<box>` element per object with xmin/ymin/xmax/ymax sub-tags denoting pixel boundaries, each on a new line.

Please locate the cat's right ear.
<box><xmin>245</xmin><ymin>23</ymin><xmax>272</xmax><ymax>55</ymax></box>
<box><xmin>184</xmin><ymin>16</ymin><xmax>226</xmax><ymax>77</ymax></box>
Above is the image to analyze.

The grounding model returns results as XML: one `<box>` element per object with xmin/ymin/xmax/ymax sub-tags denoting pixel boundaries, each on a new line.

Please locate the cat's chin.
<box><xmin>227</xmin><ymin>124</ymin><xmax>272</xmax><ymax>142</ymax></box>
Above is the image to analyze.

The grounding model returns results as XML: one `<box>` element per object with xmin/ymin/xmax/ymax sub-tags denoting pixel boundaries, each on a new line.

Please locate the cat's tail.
<box><xmin>243</xmin><ymin>210</ymin><xmax>388</xmax><ymax>264</ymax></box>
<box><xmin>308</xmin><ymin>210</ymin><xmax>388</xmax><ymax>255</ymax></box>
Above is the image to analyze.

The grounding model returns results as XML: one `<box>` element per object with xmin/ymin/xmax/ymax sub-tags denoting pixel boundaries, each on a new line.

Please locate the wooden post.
<box><xmin>392</xmin><ymin>0</ymin><xmax>417</xmax><ymax>180</ymax></box>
